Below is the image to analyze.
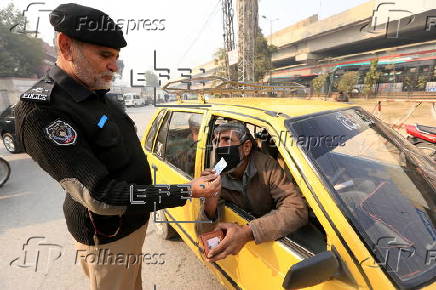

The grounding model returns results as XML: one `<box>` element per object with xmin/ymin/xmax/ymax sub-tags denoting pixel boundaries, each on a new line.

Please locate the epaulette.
<box><xmin>20</xmin><ymin>77</ymin><xmax>54</xmax><ymax>103</ymax></box>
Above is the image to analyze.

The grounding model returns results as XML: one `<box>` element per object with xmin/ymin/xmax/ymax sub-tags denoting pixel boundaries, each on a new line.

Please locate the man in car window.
<box><xmin>196</xmin><ymin>121</ymin><xmax>308</xmax><ymax>262</ymax></box>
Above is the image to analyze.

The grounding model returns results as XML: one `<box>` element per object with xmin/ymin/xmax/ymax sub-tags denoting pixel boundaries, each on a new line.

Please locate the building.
<box><xmin>190</xmin><ymin>0</ymin><xmax>436</xmax><ymax>94</ymax></box>
<box><xmin>267</xmin><ymin>0</ymin><xmax>436</xmax><ymax>93</ymax></box>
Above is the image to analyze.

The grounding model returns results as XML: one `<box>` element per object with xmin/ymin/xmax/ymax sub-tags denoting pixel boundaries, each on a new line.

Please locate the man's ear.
<box><xmin>241</xmin><ymin>139</ymin><xmax>252</xmax><ymax>157</ymax></box>
<box><xmin>57</xmin><ymin>32</ymin><xmax>74</xmax><ymax>61</ymax></box>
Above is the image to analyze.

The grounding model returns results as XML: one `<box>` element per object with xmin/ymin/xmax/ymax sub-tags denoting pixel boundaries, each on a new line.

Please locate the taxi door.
<box><xmin>143</xmin><ymin>108</ymin><xmax>208</xmax><ymax>242</ymax></box>
<box><xmin>195</xmin><ymin>112</ymin><xmax>364</xmax><ymax>290</ymax></box>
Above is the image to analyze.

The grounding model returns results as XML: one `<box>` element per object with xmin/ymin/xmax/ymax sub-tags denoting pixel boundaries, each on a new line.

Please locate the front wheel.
<box><xmin>0</xmin><ymin>157</ymin><xmax>10</xmax><ymax>187</ymax></box>
<box><xmin>153</xmin><ymin>209</ymin><xmax>178</xmax><ymax>240</ymax></box>
<box><xmin>2</xmin><ymin>133</ymin><xmax>20</xmax><ymax>153</ymax></box>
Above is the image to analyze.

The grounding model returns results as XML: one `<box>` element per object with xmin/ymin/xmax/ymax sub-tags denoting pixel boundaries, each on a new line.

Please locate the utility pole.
<box><xmin>237</xmin><ymin>0</ymin><xmax>258</xmax><ymax>82</ymax></box>
<box><xmin>222</xmin><ymin>0</ymin><xmax>236</xmax><ymax>80</ymax></box>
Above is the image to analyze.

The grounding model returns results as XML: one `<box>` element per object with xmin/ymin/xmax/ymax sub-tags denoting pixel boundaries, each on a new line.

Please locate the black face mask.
<box><xmin>215</xmin><ymin>144</ymin><xmax>243</xmax><ymax>173</ymax></box>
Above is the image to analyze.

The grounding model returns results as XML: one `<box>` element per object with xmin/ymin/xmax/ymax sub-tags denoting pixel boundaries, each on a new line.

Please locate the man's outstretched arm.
<box><xmin>20</xmin><ymin>108</ymin><xmax>220</xmax><ymax>215</ymax></box>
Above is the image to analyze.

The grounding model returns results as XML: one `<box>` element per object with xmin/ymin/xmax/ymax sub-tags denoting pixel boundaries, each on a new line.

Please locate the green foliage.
<box><xmin>213</xmin><ymin>28</ymin><xmax>277</xmax><ymax>82</ymax></box>
<box><xmin>0</xmin><ymin>3</ymin><xmax>45</xmax><ymax>77</ymax></box>
<box><xmin>254</xmin><ymin>30</ymin><xmax>277</xmax><ymax>82</ymax></box>
<box><xmin>403</xmin><ymin>75</ymin><xmax>417</xmax><ymax>92</ymax></box>
<box><xmin>363</xmin><ymin>59</ymin><xmax>381</xmax><ymax>97</ymax></box>
<box><xmin>213</xmin><ymin>48</ymin><xmax>228</xmax><ymax>78</ymax></box>
<box><xmin>0</xmin><ymin>3</ymin><xmax>26</xmax><ymax>29</ymax></box>
<box><xmin>417</xmin><ymin>75</ymin><xmax>428</xmax><ymax>90</ymax></box>
<box><xmin>311</xmin><ymin>73</ymin><xmax>328</xmax><ymax>96</ymax></box>
<box><xmin>336</xmin><ymin>71</ymin><xmax>359</xmax><ymax>94</ymax></box>
<box><xmin>144</xmin><ymin>71</ymin><xmax>159</xmax><ymax>87</ymax></box>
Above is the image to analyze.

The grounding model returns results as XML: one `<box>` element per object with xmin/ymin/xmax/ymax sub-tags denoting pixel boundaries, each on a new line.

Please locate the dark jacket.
<box><xmin>15</xmin><ymin>65</ymin><xmax>188</xmax><ymax>245</ymax></box>
<box><xmin>196</xmin><ymin>150</ymin><xmax>308</xmax><ymax>243</ymax></box>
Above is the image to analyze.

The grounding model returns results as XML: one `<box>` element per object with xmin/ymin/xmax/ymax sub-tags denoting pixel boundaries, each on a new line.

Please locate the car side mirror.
<box><xmin>282</xmin><ymin>251</ymin><xmax>339</xmax><ymax>289</ymax></box>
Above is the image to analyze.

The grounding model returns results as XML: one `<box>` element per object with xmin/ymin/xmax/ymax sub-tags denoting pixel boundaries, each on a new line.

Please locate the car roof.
<box><xmin>166</xmin><ymin>98</ymin><xmax>354</xmax><ymax>119</ymax></box>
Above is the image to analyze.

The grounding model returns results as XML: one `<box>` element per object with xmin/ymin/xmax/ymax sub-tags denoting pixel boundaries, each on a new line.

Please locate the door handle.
<box><xmin>151</xmin><ymin>164</ymin><xmax>158</xmax><ymax>184</ymax></box>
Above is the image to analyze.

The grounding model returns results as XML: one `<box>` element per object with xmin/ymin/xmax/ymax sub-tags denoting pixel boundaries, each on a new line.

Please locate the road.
<box><xmin>0</xmin><ymin>105</ymin><xmax>224</xmax><ymax>290</ymax></box>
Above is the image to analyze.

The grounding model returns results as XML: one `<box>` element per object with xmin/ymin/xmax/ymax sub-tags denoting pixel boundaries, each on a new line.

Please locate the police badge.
<box><xmin>45</xmin><ymin>120</ymin><xmax>78</xmax><ymax>146</ymax></box>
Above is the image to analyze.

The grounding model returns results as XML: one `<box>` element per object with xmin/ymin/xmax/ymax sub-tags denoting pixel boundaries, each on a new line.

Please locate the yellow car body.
<box><xmin>140</xmin><ymin>98</ymin><xmax>436</xmax><ymax>290</ymax></box>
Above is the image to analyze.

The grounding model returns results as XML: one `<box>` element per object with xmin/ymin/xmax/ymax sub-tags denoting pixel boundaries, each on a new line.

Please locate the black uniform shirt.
<box><xmin>15</xmin><ymin>65</ymin><xmax>189</xmax><ymax>245</ymax></box>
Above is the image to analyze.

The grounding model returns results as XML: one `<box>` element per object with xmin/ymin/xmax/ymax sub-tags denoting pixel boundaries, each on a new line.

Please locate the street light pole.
<box><xmin>262</xmin><ymin>15</ymin><xmax>279</xmax><ymax>84</ymax></box>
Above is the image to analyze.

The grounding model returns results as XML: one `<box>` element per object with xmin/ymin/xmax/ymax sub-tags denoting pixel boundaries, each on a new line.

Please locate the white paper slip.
<box><xmin>214</xmin><ymin>157</ymin><xmax>227</xmax><ymax>175</ymax></box>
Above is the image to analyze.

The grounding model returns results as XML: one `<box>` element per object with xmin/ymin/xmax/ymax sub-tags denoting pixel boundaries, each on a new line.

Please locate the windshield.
<box><xmin>124</xmin><ymin>95</ymin><xmax>132</xmax><ymax>100</ymax></box>
<box><xmin>286</xmin><ymin>108</ymin><xmax>436</xmax><ymax>288</ymax></box>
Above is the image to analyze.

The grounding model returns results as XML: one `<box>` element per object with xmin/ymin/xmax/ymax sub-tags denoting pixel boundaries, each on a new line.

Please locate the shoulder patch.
<box><xmin>21</xmin><ymin>79</ymin><xmax>54</xmax><ymax>103</ymax></box>
<box><xmin>45</xmin><ymin>120</ymin><xmax>78</xmax><ymax>146</ymax></box>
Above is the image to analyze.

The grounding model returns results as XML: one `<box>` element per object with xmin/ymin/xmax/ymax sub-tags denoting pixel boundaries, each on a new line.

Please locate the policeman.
<box><xmin>14</xmin><ymin>4</ymin><xmax>220</xmax><ymax>290</ymax></box>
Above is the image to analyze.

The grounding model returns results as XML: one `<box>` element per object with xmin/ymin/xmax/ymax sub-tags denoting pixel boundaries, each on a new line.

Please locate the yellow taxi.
<box><xmin>140</xmin><ymin>97</ymin><xmax>436</xmax><ymax>290</ymax></box>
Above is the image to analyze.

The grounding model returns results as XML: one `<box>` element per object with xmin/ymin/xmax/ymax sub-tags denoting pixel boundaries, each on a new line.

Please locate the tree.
<box><xmin>254</xmin><ymin>29</ymin><xmax>277</xmax><ymax>82</ymax></box>
<box><xmin>417</xmin><ymin>75</ymin><xmax>429</xmax><ymax>91</ymax></box>
<box><xmin>0</xmin><ymin>3</ymin><xmax>25</xmax><ymax>31</ymax></box>
<box><xmin>0</xmin><ymin>3</ymin><xmax>45</xmax><ymax>78</ymax></box>
<box><xmin>311</xmin><ymin>73</ymin><xmax>328</xmax><ymax>97</ymax></box>
<box><xmin>213</xmin><ymin>28</ymin><xmax>277</xmax><ymax>82</ymax></box>
<box><xmin>144</xmin><ymin>71</ymin><xmax>159</xmax><ymax>87</ymax></box>
<box><xmin>336</xmin><ymin>71</ymin><xmax>359</xmax><ymax>94</ymax></box>
<box><xmin>363</xmin><ymin>59</ymin><xmax>381</xmax><ymax>98</ymax></box>
<box><xmin>213</xmin><ymin>48</ymin><xmax>227</xmax><ymax>78</ymax></box>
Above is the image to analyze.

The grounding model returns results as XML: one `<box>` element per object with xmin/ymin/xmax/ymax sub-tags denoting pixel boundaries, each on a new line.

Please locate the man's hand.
<box><xmin>201</xmin><ymin>168</ymin><xmax>215</xmax><ymax>176</ymax></box>
<box><xmin>190</xmin><ymin>173</ymin><xmax>221</xmax><ymax>198</ymax></box>
<box><xmin>206</xmin><ymin>223</ymin><xmax>254</xmax><ymax>263</ymax></box>
<box><xmin>199</xmin><ymin>168</ymin><xmax>221</xmax><ymax>219</ymax></box>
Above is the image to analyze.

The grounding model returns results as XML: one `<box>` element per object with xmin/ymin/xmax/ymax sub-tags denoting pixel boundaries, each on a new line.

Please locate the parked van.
<box><xmin>124</xmin><ymin>93</ymin><xmax>144</xmax><ymax>107</ymax></box>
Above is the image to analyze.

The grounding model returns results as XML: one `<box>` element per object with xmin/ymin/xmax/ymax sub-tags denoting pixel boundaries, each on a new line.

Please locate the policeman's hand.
<box><xmin>201</xmin><ymin>168</ymin><xmax>215</xmax><ymax>177</ymax></box>
<box><xmin>190</xmin><ymin>173</ymin><xmax>221</xmax><ymax>198</ymax></box>
<box><xmin>206</xmin><ymin>223</ymin><xmax>254</xmax><ymax>263</ymax></box>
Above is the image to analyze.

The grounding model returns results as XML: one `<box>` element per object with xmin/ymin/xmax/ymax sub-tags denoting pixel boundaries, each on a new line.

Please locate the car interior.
<box><xmin>145</xmin><ymin>111</ymin><xmax>328</xmax><ymax>255</ymax></box>
<box><xmin>205</xmin><ymin>116</ymin><xmax>327</xmax><ymax>255</ymax></box>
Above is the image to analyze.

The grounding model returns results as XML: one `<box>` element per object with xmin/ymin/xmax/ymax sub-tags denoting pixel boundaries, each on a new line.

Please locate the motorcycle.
<box><xmin>0</xmin><ymin>156</ymin><xmax>10</xmax><ymax>187</ymax></box>
<box><xmin>405</xmin><ymin>124</ymin><xmax>436</xmax><ymax>161</ymax></box>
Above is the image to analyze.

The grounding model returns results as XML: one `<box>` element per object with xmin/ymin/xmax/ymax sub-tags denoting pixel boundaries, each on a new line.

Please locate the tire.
<box><xmin>0</xmin><ymin>157</ymin><xmax>10</xmax><ymax>187</ymax></box>
<box><xmin>153</xmin><ymin>209</ymin><xmax>178</xmax><ymax>240</ymax></box>
<box><xmin>416</xmin><ymin>142</ymin><xmax>436</xmax><ymax>162</ymax></box>
<box><xmin>2</xmin><ymin>133</ymin><xmax>20</xmax><ymax>154</ymax></box>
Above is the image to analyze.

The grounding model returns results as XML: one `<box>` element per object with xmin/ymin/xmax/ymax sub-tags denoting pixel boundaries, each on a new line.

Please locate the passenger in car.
<box><xmin>196</xmin><ymin>121</ymin><xmax>308</xmax><ymax>262</ymax></box>
<box><xmin>166</xmin><ymin>115</ymin><xmax>201</xmax><ymax>176</ymax></box>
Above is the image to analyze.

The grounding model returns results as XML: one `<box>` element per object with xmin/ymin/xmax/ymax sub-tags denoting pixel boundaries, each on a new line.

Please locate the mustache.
<box><xmin>99</xmin><ymin>72</ymin><xmax>114</xmax><ymax>79</ymax></box>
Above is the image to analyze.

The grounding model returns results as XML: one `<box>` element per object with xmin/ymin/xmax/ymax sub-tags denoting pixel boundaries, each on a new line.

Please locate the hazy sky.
<box><xmin>2</xmin><ymin>0</ymin><xmax>373</xmax><ymax>83</ymax></box>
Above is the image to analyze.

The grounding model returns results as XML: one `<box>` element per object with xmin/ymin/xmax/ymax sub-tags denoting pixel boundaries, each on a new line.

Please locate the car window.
<box><xmin>153</xmin><ymin>111</ymin><xmax>171</xmax><ymax>158</ymax></box>
<box><xmin>164</xmin><ymin>112</ymin><xmax>203</xmax><ymax>177</ymax></box>
<box><xmin>205</xmin><ymin>116</ymin><xmax>326</xmax><ymax>254</ymax></box>
<box><xmin>145</xmin><ymin>109</ymin><xmax>166</xmax><ymax>151</ymax></box>
<box><xmin>286</xmin><ymin>108</ymin><xmax>436</xmax><ymax>288</ymax></box>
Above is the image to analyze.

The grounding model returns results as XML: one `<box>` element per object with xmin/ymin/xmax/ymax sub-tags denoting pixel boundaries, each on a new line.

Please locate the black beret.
<box><xmin>49</xmin><ymin>3</ymin><xmax>126</xmax><ymax>49</ymax></box>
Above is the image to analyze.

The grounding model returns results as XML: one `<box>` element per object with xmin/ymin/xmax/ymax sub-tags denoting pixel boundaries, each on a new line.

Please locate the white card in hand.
<box><xmin>214</xmin><ymin>157</ymin><xmax>227</xmax><ymax>175</ymax></box>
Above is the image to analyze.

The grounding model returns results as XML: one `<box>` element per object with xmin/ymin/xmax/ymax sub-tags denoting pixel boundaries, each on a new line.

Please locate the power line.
<box><xmin>176</xmin><ymin>0</ymin><xmax>221</xmax><ymax>67</ymax></box>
